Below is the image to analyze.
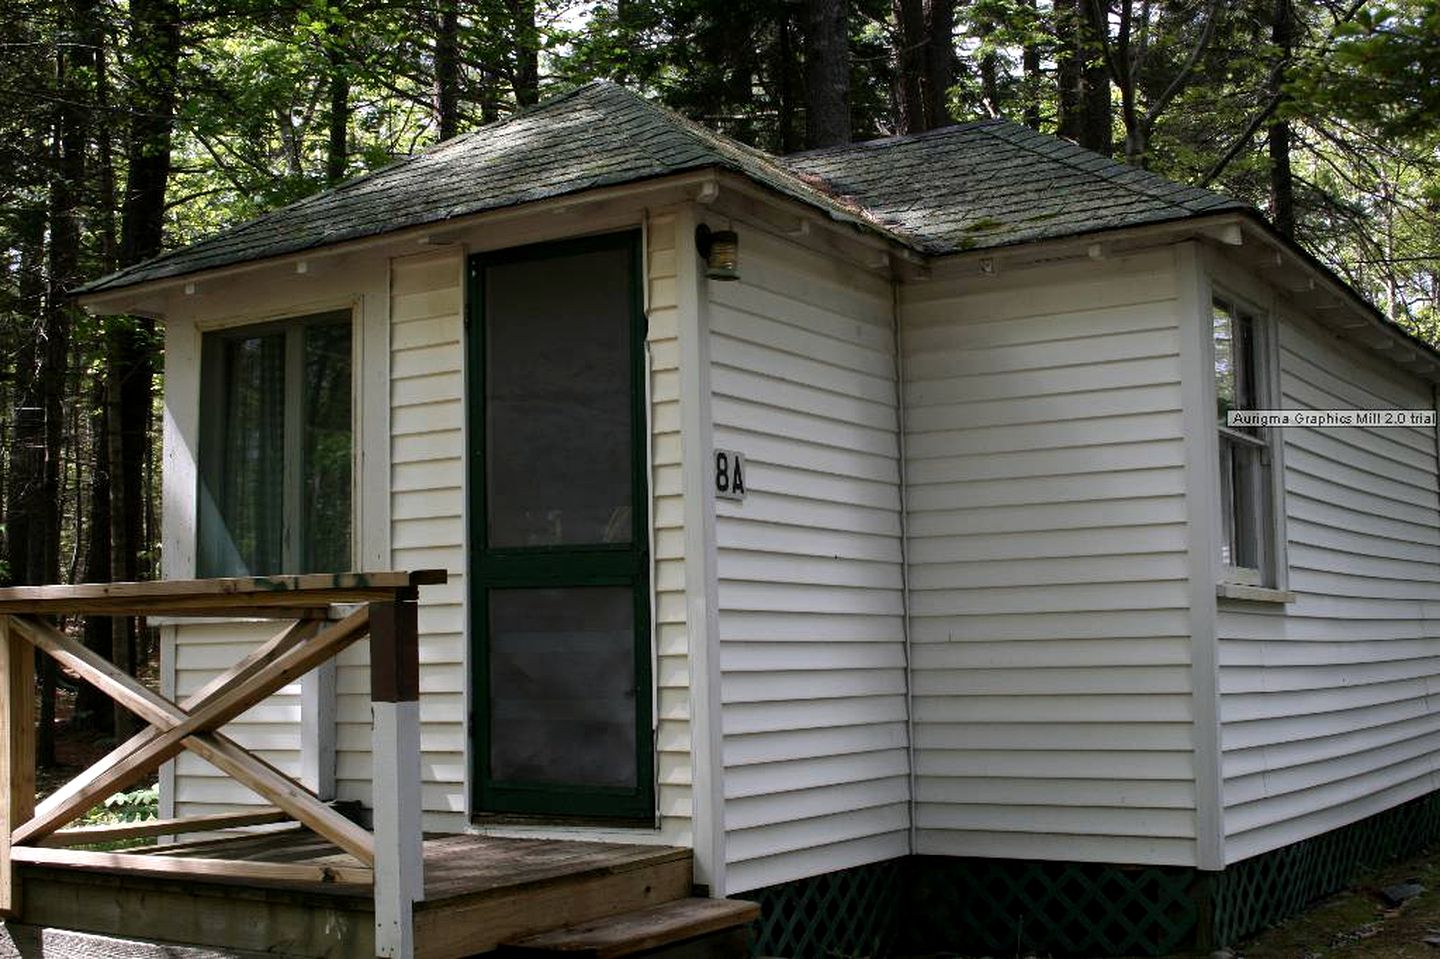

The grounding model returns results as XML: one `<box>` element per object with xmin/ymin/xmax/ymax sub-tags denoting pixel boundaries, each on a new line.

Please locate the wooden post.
<box><xmin>370</xmin><ymin>592</ymin><xmax>423</xmax><ymax>959</ymax></box>
<box><xmin>0</xmin><ymin>615</ymin><xmax>36</xmax><ymax>918</ymax></box>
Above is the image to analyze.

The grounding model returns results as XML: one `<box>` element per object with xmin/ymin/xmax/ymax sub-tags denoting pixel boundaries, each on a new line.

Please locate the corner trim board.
<box><xmin>678</xmin><ymin>204</ymin><xmax>727</xmax><ymax>896</ymax></box>
<box><xmin>1175</xmin><ymin>241</ymin><xmax>1225</xmax><ymax>871</ymax></box>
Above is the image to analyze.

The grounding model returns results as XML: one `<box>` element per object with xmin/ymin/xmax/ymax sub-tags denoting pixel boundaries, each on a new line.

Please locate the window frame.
<box><xmin>1210</xmin><ymin>290</ymin><xmax>1286</xmax><ymax>590</ymax></box>
<box><xmin>196</xmin><ymin>308</ymin><xmax>357</xmax><ymax>578</ymax></box>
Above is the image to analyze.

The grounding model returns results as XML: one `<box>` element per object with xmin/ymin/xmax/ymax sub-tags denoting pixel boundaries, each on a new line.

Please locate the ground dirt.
<box><xmin>1174</xmin><ymin>845</ymin><xmax>1440</xmax><ymax>959</ymax></box>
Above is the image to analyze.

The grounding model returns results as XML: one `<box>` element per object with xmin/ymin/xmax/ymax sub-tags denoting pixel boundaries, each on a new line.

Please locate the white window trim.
<box><xmin>1208</xmin><ymin>285</ymin><xmax>1289</xmax><ymax>593</ymax></box>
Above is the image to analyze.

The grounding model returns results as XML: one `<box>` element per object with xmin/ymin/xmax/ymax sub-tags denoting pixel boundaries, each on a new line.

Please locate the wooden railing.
<box><xmin>0</xmin><ymin>570</ymin><xmax>445</xmax><ymax>958</ymax></box>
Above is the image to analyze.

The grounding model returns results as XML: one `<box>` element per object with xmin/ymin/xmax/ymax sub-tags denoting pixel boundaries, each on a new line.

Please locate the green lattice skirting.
<box><xmin>737</xmin><ymin>859</ymin><xmax>903</xmax><ymax>958</ymax></box>
<box><xmin>1211</xmin><ymin>790</ymin><xmax>1440</xmax><ymax>946</ymax></box>
<box><xmin>736</xmin><ymin>792</ymin><xmax>1440</xmax><ymax>957</ymax></box>
<box><xmin>903</xmin><ymin>857</ymin><xmax>1200</xmax><ymax>957</ymax></box>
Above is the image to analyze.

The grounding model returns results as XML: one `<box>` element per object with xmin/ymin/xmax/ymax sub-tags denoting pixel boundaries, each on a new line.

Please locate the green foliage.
<box><xmin>82</xmin><ymin>786</ymin><xmax>162</xmax><ymax>826</ymax></box>
<box><xmin>57</xmin><ymin>787</ymin><xmax>162</xmax><ymax>852</ymax></box>
<box><xmin>1289</xmin><ymin>0</ymin><xmax>1440</xmax><ymax>137</ymax></box>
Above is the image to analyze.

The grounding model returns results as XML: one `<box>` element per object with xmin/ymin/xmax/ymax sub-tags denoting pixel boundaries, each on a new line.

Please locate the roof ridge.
<box><xmin>781</xmin><ymin>118</ymin><xmax>1010</xmax><ymax>159</ymax></box>
<box><xmin>607</xmin><ymin>86</ymin><xmax>916</xmax><ymax>243</ymax></box>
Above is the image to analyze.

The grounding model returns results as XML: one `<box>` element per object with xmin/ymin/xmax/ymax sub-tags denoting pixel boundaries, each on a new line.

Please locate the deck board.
<box><xmin>418</xmin><ymin>835</ymin><xmax>691</xmax><ymax>901</ymax></box>
<box><xmin>14</xmin><ymin>828</ymin><xmax>696</xmax><ymax>959</ymax></box>
<box><xmin>123</xmin><ymin>827</ymin><xmax>689</xmax><ymax>901</ymax></box>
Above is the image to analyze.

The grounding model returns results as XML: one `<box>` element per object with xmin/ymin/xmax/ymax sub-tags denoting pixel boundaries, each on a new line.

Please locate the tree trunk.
<box><xmin>9</xmin><ymin>208</ymin><xmax>46</xmax><ymax>758</ymax></box>
<box><xmin>73</xmin><ymin>0</ymin><xmax>120</xmax><ymax>732</ymax></box>
<box><xmin>79</xmin><ymin>381</ymin><xmax>114</xmax><ymax>734</ymax></box>
<box><xmin>893</xmin><ymin>0</ymin><xmax>926</xmax><ymax>133</ymax></box>
<box><xmin>803</xmin><ymin>0</ymin><xmax>850</xmax><ymax>148</ymax></box>
<box><xmin>1022</xmin><ymin>0</ymin><xmax>1041</xmax><ymax>128</ymax></box>
<box><xmin>894</xmin><ymin>0</ymin><xmax>952</xmax><ymax>133</ymax></box>
<box><xmin>777</xmin><ymin>14</ymin><xmax>802</xmax><ymax>154</ymax></box>
<box><xmin>8</xmin><ymin>207</ymin><xmax>45</xmax><ymax>595</ymax></box>
<box><xmin>1268</xmin><ymin>0</ymin><xmax>1294</xmax><ymax>236</ymax></box>
<box><xmin>326</xmin><ymin>41</ymin><xmax>349</xmax><ymax>185</ymax></box>
<box><xmin>1056</xmin><ymin>0</ymin><xmax>1083</xmax><ymax>140</ymax></box>
<box><xmin>105</xmin><ymin>358</ymin><xmax>135</xmax><ymax>737</ymax></box>
<box><xmin>1078</xmin><ymin>0</ymin><xmax>1112</xmax><ymax>154</ymax></box>
<box><xmin>38</xmin><ymin>0</ymin><xmax>92</xmax><ymax>765</ymax></box>
<box><xmin>120</xmin><ymin>0</ymin><xmax>178</xmax><ymax>269</ymax></box>
<box><xmin>922</xmin><ymin>0</ymin><xmax>955</xmax><ymax>128</ymax></box>
<box><xmin>436</xmin><ymin>0</ymin><xmax>461</xmax><ymax>140</ymax></box>
<box><xmin>979</xmin><ymin>44</ymin><xmax>1000</xmax><ymax>117</ymax></box>
<box><xmin>508</xmin><ymin>0</ymin><xmax>540</xmax><ymax>106</ymax></box>
<box><xmin>113</xmin><ymin>0</ymin><xmax>178</xmax><ymax>735</ymax></box>
<box><xmin>96</xmin><ymin>17</ymin><xmax>119</xmax><ymax>274</ymax></box>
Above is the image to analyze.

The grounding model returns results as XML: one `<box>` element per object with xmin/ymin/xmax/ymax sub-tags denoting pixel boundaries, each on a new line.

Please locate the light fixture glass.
<box><xmin>695</xmin><ymin>224</ymin><xmax>740</xmax><ymax>281</ymax></box>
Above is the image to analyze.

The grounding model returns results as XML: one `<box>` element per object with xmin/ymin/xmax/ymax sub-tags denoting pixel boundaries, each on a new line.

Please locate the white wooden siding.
<box><xmin>710</xmin><ymin>229</ymin><xmax>909</xmax><ymax>894</ymax></box>
<box><xmin>362</xmin><ymin>249</ymin><xmax>467</xmax><ymax>830</ymax></box>
<box><xmin>903</xmin><ymin>252</ymin><xmax>1199</xmax><ymax>867</ymax></box>
<box><xmin>1217</xmin><ymin>305</ymin><xmax>1440</xmax><ymax>863</ymax></box>
<box><xmin>647</xmin><ymin>213</ymin><xmax>696</xmax><ymax>843</ymax></box>
<box><xmin>171</xmin><ymin>620</ymin><xmax>303</xmax><ymax>814</ymax></box>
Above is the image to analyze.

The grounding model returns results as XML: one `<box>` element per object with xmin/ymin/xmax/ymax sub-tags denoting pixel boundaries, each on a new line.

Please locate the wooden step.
<box><xmin>412</xmin><ymin>840</ymin><xmax>694</xmax><ymax>959</ymax></box>
<box><xmin>497</xmin><ymin>897</ymin><xmax>761</xmax><ymax>959</ymax></box>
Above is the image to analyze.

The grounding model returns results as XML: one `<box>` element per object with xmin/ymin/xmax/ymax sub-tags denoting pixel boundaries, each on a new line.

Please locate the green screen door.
<box><xmin>468</xmin><ymin>231</ymin><xmax>653</xmax><ymax>819</ymax></box>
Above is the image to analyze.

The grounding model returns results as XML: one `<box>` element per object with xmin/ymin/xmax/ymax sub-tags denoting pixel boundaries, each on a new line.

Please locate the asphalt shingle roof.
<box><xmin>778</xmin><ymin>118</ymin><xmax>1245</xmax><ymax>254</ymax></box>
<box><xmin>79</xmin><ymin>81</ymin><xmax>1247</xmax><ymax>294</ymax></box>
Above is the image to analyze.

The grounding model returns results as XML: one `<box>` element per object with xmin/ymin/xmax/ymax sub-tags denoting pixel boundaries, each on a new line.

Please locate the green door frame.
<box><xmin>466</xmin><ymin>230</ymin><xmax>655</xmax><ymax>820</ymax></box>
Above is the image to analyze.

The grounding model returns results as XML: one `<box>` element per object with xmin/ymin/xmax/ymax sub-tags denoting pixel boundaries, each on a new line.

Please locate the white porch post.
<box><xmin>370</xmin><ymin>593</ymin><xmax>424</xmax><ymax>959</ymax></box>
<box><xmin>301</xmin><ymin>659</ymin><xmax>338</xmax><ymax>801</ymax></box>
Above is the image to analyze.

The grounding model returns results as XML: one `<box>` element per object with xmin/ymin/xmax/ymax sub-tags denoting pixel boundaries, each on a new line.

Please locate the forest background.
<box><xmin>0</xmin><ymin>0</ymin><xmax>1437</xmax><ymax>763</ymax></box>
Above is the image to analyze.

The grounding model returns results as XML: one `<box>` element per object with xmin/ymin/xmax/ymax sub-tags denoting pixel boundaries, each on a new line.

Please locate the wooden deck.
<box><xmin>12</xmin><ymin>827</ymin><xmax>694</xmax><ymax>959</ymax></box>
<box><xmin>0</xmin><ymin>573</ymin><xmax>748</xmax><ymax>959</ymax></box>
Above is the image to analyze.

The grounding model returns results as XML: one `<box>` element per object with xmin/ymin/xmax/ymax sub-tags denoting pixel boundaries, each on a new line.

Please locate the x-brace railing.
<box><xmin>11</xmin><ymin>609</ymin><xmax>373</xmax><ymax>856</ymax></box>
<box><xmin>0</xmin><ymin>570</ymin><xmax>444</xmax><ymax>959</ymax></box>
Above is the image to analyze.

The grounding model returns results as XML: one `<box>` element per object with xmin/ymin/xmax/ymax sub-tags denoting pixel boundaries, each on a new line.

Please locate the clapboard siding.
<box><xmin>172</xmin><ymin>620</ymin><xmax>303</xmax><ymax>815</ymax></box>
<box><xmin>357</xmin><ymin>250</ymin><xmax>470</xmax><ymax>831</ymax></box>
<box><xmin>712</xmin><ymin>229</ymin><xmax>908</xmax><ymax>894</ymax></box>
<box><xmin>1217</xmin><ymin>307</ymin><xmax>1440</xmax><ymax>864</ymax></box>
<box><xmin>905</xmin><ymin>251</ymin><xmax>1198</xmax><ymax>867</ymax></box>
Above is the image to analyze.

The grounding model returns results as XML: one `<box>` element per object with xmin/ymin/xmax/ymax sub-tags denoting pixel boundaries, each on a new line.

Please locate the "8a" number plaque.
<box><xmin>714</xmin><ymin>449</ymin><xmax>747</xmax><ymax>502</ymax></box>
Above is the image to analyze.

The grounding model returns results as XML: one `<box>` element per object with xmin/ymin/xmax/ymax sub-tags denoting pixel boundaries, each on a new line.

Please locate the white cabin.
<box><xmin>75</xmin><ymin>81</ymin><xmax>1440</xmax><ymax>956</ymax></box>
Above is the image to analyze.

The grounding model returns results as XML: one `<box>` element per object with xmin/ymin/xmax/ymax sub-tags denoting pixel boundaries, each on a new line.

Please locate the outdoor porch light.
<box><xmin>695</xmin><ymin>224</ymin><xmax>740</xmax><ymax>280</ymax></box>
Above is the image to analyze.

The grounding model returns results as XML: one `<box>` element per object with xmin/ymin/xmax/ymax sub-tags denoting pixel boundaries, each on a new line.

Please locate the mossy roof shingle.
<box><xmin>79</xmin><ymin>81</ymin><xmax>1247</xmax><ymax>294</ymax></box>
<box><xmin>777</xmin><ymin>118</ymin><xmax>1245</xmax><ymax>253</ymax></box>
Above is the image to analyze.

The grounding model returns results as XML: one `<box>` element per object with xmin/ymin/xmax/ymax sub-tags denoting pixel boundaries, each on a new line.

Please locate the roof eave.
<box><xmin>74</xmin><ymin>169</ymin><xmax>727</xmax><ymax>313</ymax></box>
<box><xmin>1232</xmin><ymin>209</ymin><xmax>1440</xmax><ymax>378</ymax></box>
<box><xmin>925</xmin><ymin>209</ymin><xmax>1440</xmax><ymax>384</ymax></box>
